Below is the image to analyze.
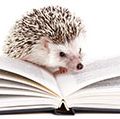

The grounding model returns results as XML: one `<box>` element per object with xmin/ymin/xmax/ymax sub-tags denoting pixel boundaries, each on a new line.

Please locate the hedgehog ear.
<box><xmin>41</xmin><ymin>37</ymin><xmax>51</xmax><ymax>49</ymax></box>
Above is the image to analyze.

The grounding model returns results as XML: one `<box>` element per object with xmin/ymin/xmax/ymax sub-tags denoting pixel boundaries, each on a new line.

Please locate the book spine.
<box><xmin>54</xmin><ymin>100</ymin><xmax>75</xmax><ymax>115</ymax></box>
<box><xmin>58</xmin><ymin>99</ymin><xmax>69</xmax><ymax>111</ymax></box>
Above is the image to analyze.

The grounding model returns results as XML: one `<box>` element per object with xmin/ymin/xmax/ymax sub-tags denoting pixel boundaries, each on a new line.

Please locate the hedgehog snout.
<box><xmin>67</xmin><ymin>55</ymin><xmax>83</xmax><ymax>72</ymax></box>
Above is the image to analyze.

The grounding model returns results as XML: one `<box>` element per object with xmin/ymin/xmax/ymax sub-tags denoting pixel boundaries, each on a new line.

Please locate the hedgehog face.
<box><xmin>48</xmin><ymin>37</ymin><xmax>84</xmax><ymax>73</ymax></box>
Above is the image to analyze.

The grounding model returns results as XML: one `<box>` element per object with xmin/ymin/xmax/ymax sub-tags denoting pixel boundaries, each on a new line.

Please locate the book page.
<box><xmin>0</xmin><ymin>96</ymin><xmax>59</xmax><ymax>111</ymax></box>
<box><xmin>66</xmin><ymin>77</ymin><xmax>120</xmax><ymax>108</ymax></box>
<box><xmin>0</xmin><ymin>77</ymin><xmax>56</xmax><ymax>97</ymax></box>
<box><xmin>67</xmin><ymin>76</ymin><xmax>120</xmax><ymax>99</ymax></box>
<box><xmin>0</xmin><ymin>70</ymin><xmax>58</xmax><ymax>96</ymax></box>
<box><xmin>56</xmin><ymin>56</ymin><xmax>120</xmax><ymax>96</ymax></box>
<box><xmin>0</xmin><ymin>56</ymin><xmax>61</xmax><ymax>97</ymax></box>
<box><xmin>0</xmin><ymin>78</ymin><xmax>61</xmax><ymax>111</ymax></box>
<box><xmin>82</xmin><ymin>76</ymin><xmax>120</xmax><ymax>90</ymax></box>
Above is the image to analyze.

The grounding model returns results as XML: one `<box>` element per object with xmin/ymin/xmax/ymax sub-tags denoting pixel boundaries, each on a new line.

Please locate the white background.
<box><xmin>0</xmin><ymin>0</ymin><xmax>120</xmax><ymax>118</ymax></box>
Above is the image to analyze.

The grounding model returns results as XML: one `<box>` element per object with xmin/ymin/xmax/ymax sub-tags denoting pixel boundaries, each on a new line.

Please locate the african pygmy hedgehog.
<box><xmin>3</xmin><ymin>6</ymin><xmax>85</xmax><ymax>75</ymax></box>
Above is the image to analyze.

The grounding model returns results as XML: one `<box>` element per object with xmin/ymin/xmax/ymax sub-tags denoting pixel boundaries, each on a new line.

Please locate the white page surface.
<box><xmin>0</xmin><ymin>56</ymin><xmax>61</xmax><ymax>96</ymax></box>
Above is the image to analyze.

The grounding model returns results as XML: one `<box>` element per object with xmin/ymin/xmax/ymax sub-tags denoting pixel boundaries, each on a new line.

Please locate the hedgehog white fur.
<box><xmin>4</xmin><ymin>6</ymin><xmax>85</xmax><ymax>75</ymax></box>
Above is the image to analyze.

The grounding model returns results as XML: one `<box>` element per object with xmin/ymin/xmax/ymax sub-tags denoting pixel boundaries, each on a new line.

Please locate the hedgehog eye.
<box><xmin>79</xmin><ymin>48</ymin><xmax>82</xmax><ymax>54</ymax></box>
<box><xmin>59</xmin><ymin>52</ymin><xmax>66</xmax><ymax>57</ymax></box>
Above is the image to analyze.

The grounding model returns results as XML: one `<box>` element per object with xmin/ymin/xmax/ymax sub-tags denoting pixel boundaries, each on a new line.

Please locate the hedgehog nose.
<box><xmin>76</xmin><ymin>63</ymin><xmax>83</xmax><ymax>70</ymax></box>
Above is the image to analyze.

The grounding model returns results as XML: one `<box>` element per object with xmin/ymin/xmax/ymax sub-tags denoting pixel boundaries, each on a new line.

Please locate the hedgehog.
<box><xmin>3</xmin><ymin>6</ymin><xmax>85</xmax><ymax>75</ymax></box>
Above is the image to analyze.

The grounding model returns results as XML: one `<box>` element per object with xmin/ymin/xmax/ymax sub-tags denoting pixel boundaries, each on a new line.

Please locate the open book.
<box><xmin>0</xmin><ymin>56</ymin><xmax>120</xmax><ymax>115</ymax></box>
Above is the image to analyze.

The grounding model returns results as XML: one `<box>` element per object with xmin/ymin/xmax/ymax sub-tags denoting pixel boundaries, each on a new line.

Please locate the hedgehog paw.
<box><xmin>53</xmin><ymin>67</ymin><xmax>68</xmax><ymax>76</ymax></box>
